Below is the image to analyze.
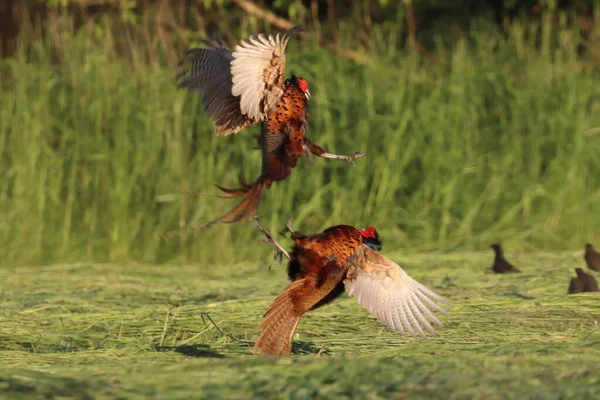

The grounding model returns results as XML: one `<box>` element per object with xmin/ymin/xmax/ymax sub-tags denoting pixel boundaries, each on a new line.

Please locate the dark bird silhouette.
<box><xmin>254</xmin><ymin>220</ymin><xmax>447</xmax><ymax>356</ymax></box>
<box><xmin>175</xmin><ymin>29</ymin><xmax>364</xmax><ymax>233</ymax></box>
<box><xmin>490</xmin><ymin>243</ymin><xmax>520</xmax><ymax>274</ymax></box>
<box><xmin>584</xmin><ymin>243</ymin><xmax>600</xmax><ymax>272</ymax></box>
<box><xmin>568</xmin><ymin>268</ymin><xmax>599</xmax><ymax>294</ymax></box>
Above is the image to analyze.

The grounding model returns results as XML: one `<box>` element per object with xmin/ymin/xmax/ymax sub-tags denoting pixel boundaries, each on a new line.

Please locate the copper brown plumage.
<box><xmin>176</xmin><ymin>30</ymin><xmax>365</xmax><ymax>232</ymax></box>
<box><xmin>253</xmin><ymin>221</ymin><xmax>447</xmax><ymax>356</ymax></box>
<box><xmin>584</xmin><ymin>243</ymin><xmax>600</xmax><ymax>272</ymax></box>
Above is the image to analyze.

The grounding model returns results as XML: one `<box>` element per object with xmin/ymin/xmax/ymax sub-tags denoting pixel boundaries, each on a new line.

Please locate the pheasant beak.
<box><xmin>304</xmin><ymin>89</ymin><xmax>311</xmax><ymax>100</ymax></box>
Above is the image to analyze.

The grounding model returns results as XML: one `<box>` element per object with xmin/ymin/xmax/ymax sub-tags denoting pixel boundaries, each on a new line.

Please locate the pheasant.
<box><xmin>253</xmin><ymin>220</ymin><xmax>447</xmax><ymax>356</ymax></box>
<box><xmin>568</xmin><ymin>268</ymin><xmax>599</xmax><ymax>294</ymax></box>
<box><xmin>490</xmin><ymin>243</ymin><xmax>520</xmax><ymax>273</ymax></box>
<box><xmin>584</xmin><ymin>243</ymin><xmax>600</xmax><ymax>272</ymax></box>
<box><xmin>176</xmin><ymin>29</ymin><xmax>365</xmax><ymax>232</ymax></box>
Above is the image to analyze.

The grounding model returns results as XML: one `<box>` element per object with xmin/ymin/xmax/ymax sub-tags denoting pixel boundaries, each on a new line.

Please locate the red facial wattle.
<box><xmin>360</xmin><ymin>226</ymin><xmax>377</xmax><ymax>239</ymax></box>
<box><xmin>296</xmin><ymin>78</ymin><xmax>310</xmax><ymax>99</ymax></box>
<box><xmin>297</xmin><ymin>78</ymin><xmax>309</xmax><ymax>92</ymax></box>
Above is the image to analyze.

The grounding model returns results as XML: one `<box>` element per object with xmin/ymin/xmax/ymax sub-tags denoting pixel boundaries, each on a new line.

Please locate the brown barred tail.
<box><xmin>254</xmin><ymin>280</ymin><xmax>305</xmax><ymax>356</ymax></box>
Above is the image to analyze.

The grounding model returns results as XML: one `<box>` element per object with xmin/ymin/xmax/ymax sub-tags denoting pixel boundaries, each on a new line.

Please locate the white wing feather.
<box><xmin>178</xmin><ymin>28</ymin><xmax>300</xmax><ymax>135</ymax></box>
<box><xmin>344</xmin><ymin>245</ymin><xmax>448</xmax><ymax>338</ymax></box>
<box><xmin>231</xmin><ymin>32</ymin><xmax>291</xmax><ymax>121</ymax></box>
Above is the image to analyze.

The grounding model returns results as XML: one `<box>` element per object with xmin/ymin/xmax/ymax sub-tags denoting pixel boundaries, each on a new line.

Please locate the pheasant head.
<box><xmin>360</xmin><ymin>226</ymin><xmax>382</xmax><ymax>251</ymax></box>
<box><xmin>286</xmin><ymin>75</ymin><xmax>310</xmax><ymax>99</ymax></box>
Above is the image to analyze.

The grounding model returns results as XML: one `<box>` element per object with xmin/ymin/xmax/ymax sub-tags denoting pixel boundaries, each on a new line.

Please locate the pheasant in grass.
<box><xmin>254</xmin><ymin>221</ymin><xmax>447</xmax><ymax>356</ymax></box>
<box><xmin>490</xmin><ymin>243</ymin><xmax>520</xmax><ymax>274</ymax></box>
<box><xmin>176</xmin><ymin>29</ymin><xmax>364</xmax><ymax>232</ymax></box>
<box><xmin>584</xmin><ymin>243</ymin><xmax>600</xmax><ymax>272</ymax></box>
<box><xmin>568</xmin><ymin>268</ymin><xmax>599</xmax><ymax>294</ymax></box>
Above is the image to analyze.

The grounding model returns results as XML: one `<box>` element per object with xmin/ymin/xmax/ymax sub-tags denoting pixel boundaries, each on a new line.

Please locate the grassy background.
<box><xmin>1</xmin><ymin>251</ymin><xmax>599</xmax><ymax>398</ymax></box>
<box><xmin>1</xmin><ymin>4</ymin><xmax>600</xmax><ymax>398</ymax></box>
<box><xmin>1</xmin><ymin>9</ymin><xmax>599</xmax><ymax>266</ymax></box>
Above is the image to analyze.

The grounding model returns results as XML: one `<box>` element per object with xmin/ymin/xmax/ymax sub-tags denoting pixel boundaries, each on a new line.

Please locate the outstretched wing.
<box><xmin>178</xmin><ymin>38</ymin><xmax>252</xmax><ymax>136</ymax></box>
<box><xmin>178</xmin><ymin>28</ymin><xmax>302</xmax><ymax>136</ymax></box>
<box><xmin>344</xmin><ymin>244</ymin><xmax>448</xmax><ymax>338</ymax></box>
<box><xmin>231</xmin><ymin>27</ymin><xmax>303</xmax><ymax>121</ymax></box>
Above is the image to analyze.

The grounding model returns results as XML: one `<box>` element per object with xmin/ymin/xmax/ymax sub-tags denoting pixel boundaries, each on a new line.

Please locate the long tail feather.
<box><xmin>164</xmin><ymin>179</ymin><xmax>265</xmax><ymax>238</ymax></box>
<box><xmin>213</xmin><ymin>175</ymin><xmax>254</xmax><ymax>198</ymax></box>
<box><xmin>181</xmin><ymin>190</ymin><xmax>238</xmax><ymax>199</ymax></box>
<box><xmin>183</xmin><ymin>176</ymin><xmax>253</xmax><ymax>199</ymax></box>
<box><xmin>255</xmin><ymin>280</ymin><xmax>305</xmax><ymax>356</ymax></box>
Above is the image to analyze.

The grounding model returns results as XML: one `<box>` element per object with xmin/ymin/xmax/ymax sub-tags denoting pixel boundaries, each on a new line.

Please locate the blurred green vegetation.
<box><xmin>1</xmin><ymin>251</ymin><xmax>599</xmax><ymax>397</ymax></box>
<box><xmin>0</xmin><ymin>2</ymin><xmax>599</xmax><ymax>266</ymax></box>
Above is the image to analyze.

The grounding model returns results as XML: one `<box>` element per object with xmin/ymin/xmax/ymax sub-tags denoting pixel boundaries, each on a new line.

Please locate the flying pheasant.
<box><xmin>176</xmin><ymin>28</ymin><xmax>364</xmax><ymax>232</ymax></box>
<box><xmin>584</xmin><ymin>243</ymin><xmax>600</xmax><ymax>272</ymax></box>
<box><xmin>490</xmin><ymin>243</ymin><xmax>520</xmax><ymax>273</ymax></box>
<box><xmin>568</xmin><ymin>268</ymin><xmax>599</xmax><ymax>294</ymax></box>
<box><xmin>254</xmin><ymin>220</ymin><xmax>447</xmax><ymax>356</ymax></box>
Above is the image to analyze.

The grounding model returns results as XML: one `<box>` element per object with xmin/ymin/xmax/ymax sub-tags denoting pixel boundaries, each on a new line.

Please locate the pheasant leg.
<box><xmin>303</xmin><ymin>138</ymin><xmax>366</xmax><ymax>165</ymax></box>
<box><xmin>319</xmin><ymin>151</ymin><xmax>366</xmax><ymax>164</ymax></box>
<box><xmin>285</xmin><ymin>217</ymin><xmax>294</xmax><ymax>234</ymax></box>
<box><xmin>278</xmin><ymin>217</ymin><xmax>295</xmax><ymax>238</ymax></box>
<box><xmin>254</xmin><ymin>217</ymin><xmax>291</xmax><ymax>261</ymax></box>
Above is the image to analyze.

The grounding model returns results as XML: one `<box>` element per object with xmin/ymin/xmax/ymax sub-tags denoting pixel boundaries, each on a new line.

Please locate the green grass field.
<box><xmin>2</xmin><ymin>249</ymin><xmax>599</xmax><ymax>398</ymax></box>
<box><xmin>1</xmin><ymin>6</ymin><xmax>600</xmax><ymax>399</ymax></box>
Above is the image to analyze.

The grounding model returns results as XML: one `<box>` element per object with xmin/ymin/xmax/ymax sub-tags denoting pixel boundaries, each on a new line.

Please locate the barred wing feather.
<box><xmin>178</xmin><ymin>38</ymin><xmax>251</xmax><ymax>136</ymax></box>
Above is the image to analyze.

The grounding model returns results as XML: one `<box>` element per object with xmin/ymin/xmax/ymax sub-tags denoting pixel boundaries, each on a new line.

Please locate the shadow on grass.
<box><xmin>502</xmin><ymin>291</ymin><xmax>536</xmax><ymax>300</ymax></box>
<box><xmin>153</xmin><ymin>343</ymin><xmax>225</xmax><ymax>358</ymax></box>
<box><xmin>291</xmin><ymin>341</ymin><xmax>324</xmax><ymax>355</ymax></box>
